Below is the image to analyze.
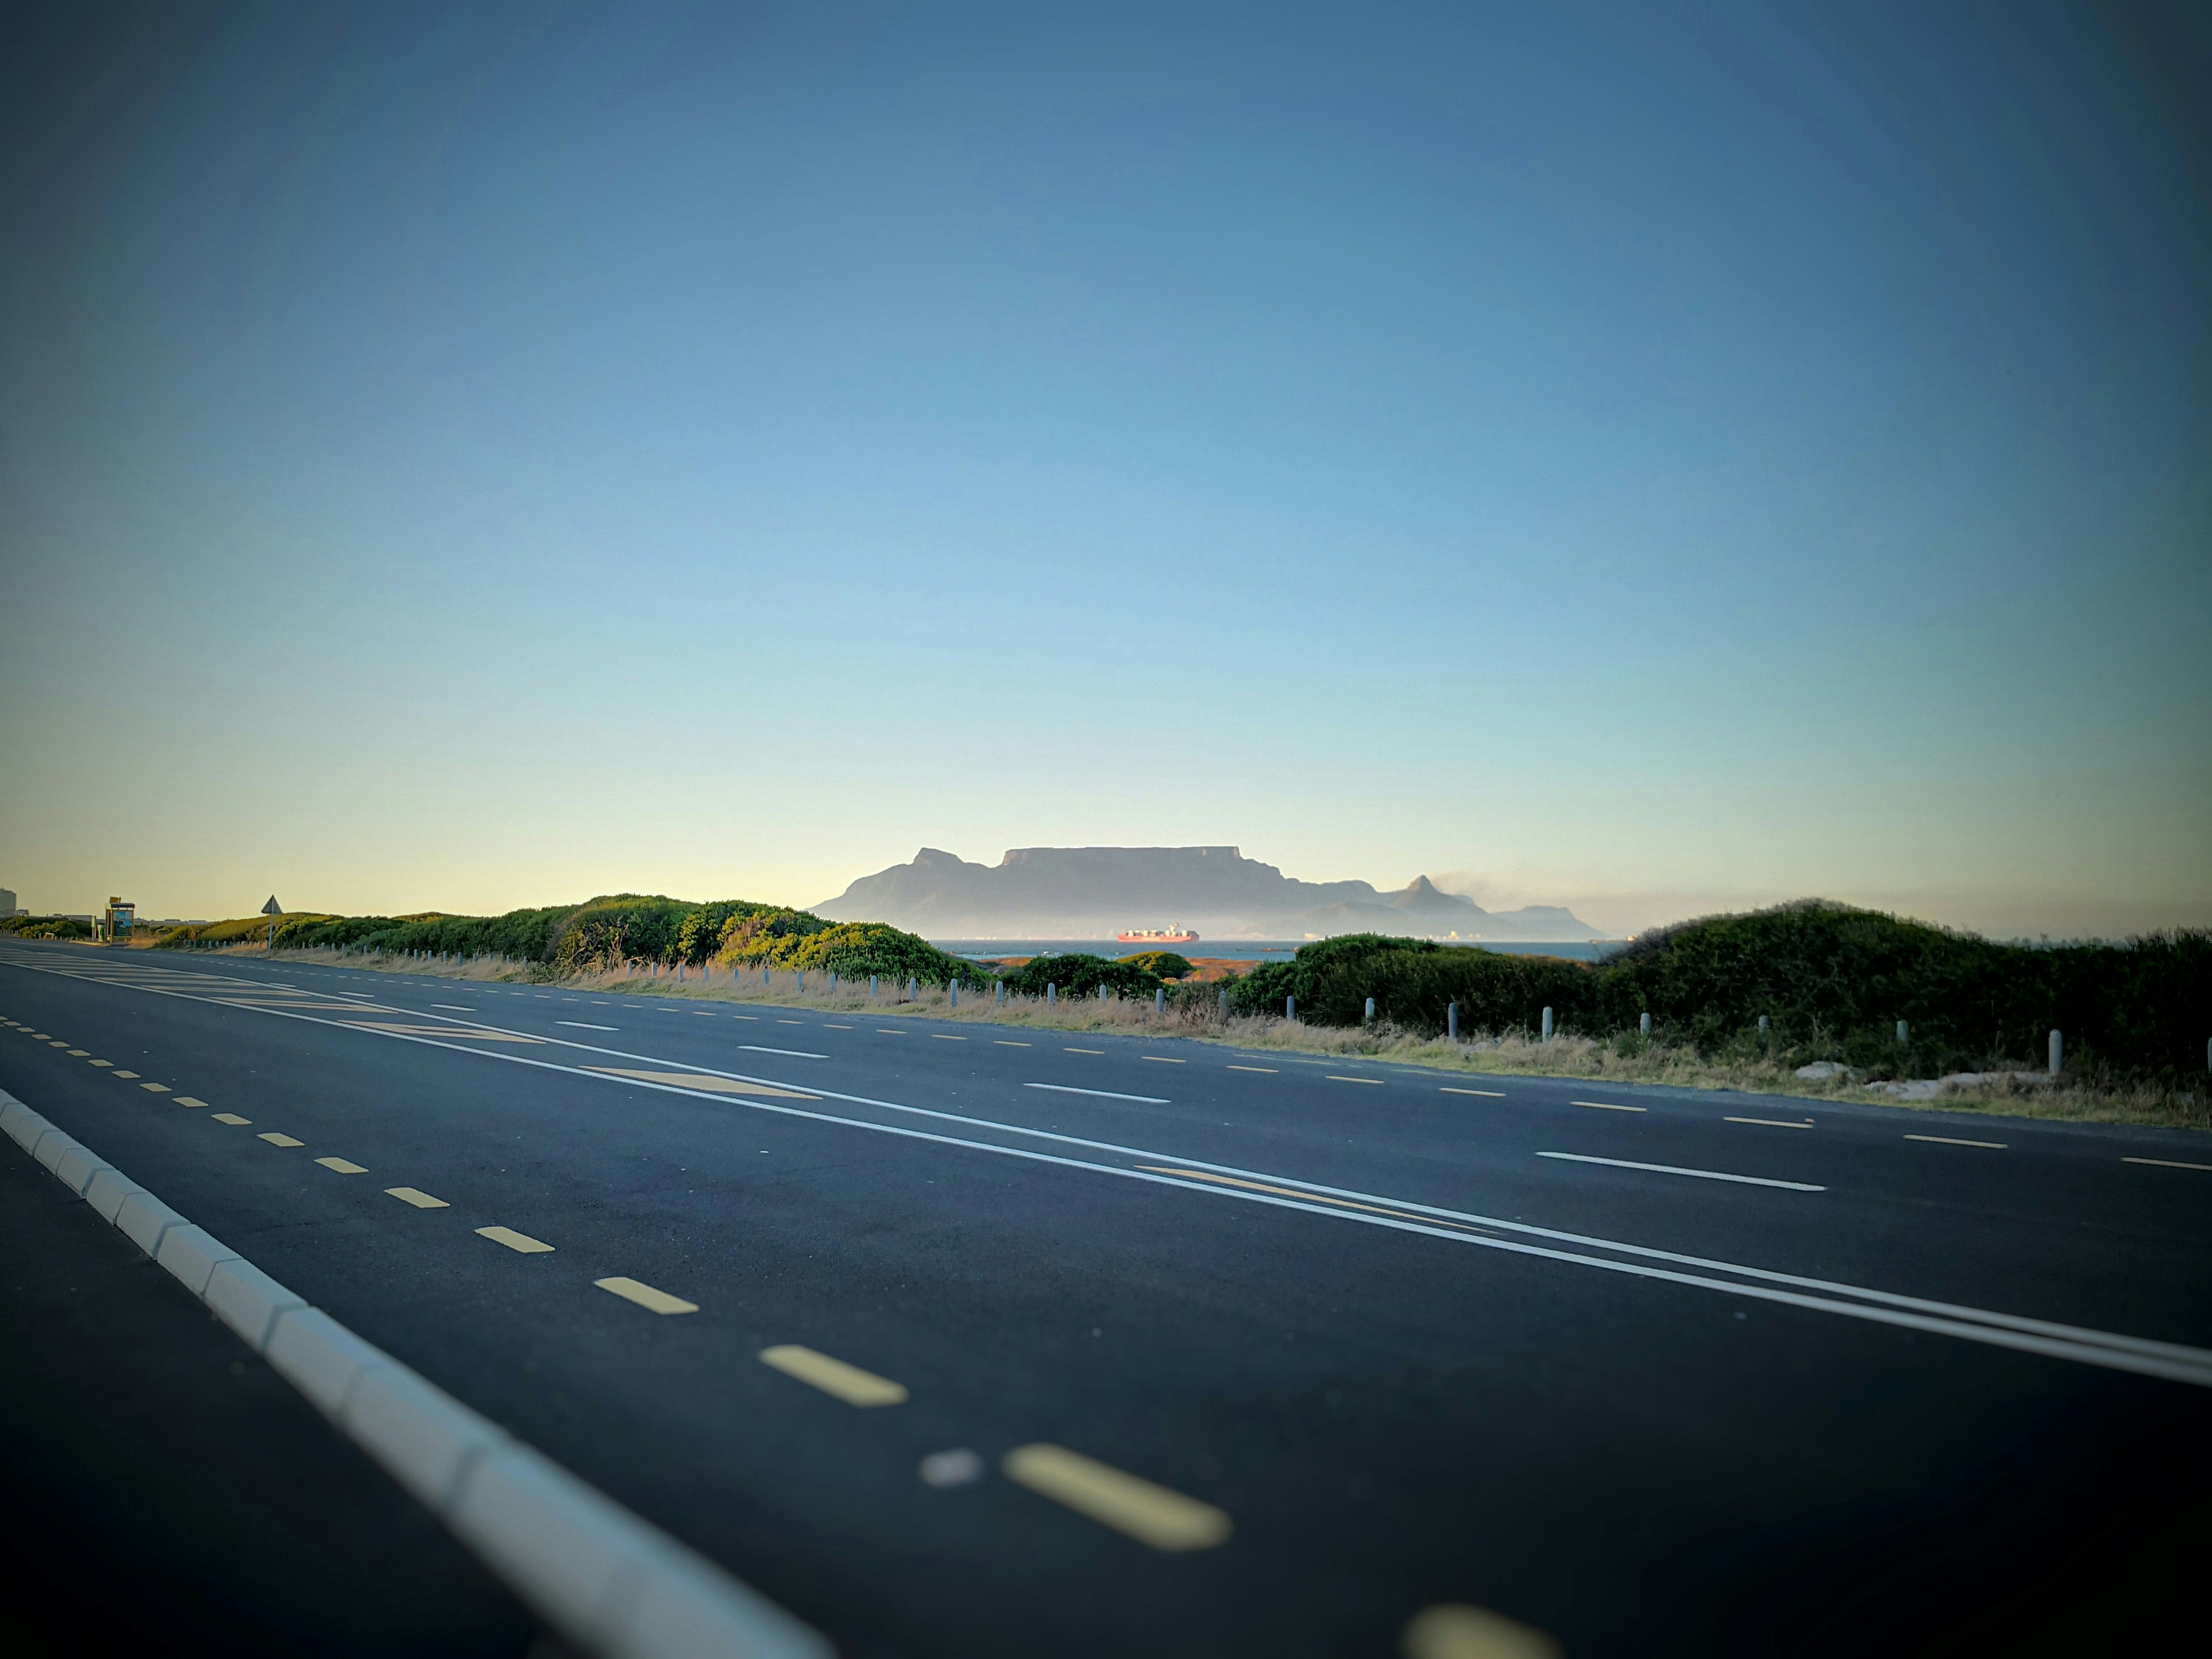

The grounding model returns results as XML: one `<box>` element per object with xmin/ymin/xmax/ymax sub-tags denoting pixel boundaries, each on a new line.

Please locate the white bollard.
<box><xmin>1219</xmin><ymin>988</ymin><xmax>1228</xmax><ymax>1020</ymax></box>
<box><xmin>1286</xmin><ymin>995</ymin><xmax>1296</xmax><ymax>1022</ymax></box>
<box><xmin>1155</xmin><ymin>987</ymin><xmax>1165</xmax><ymax>1015</ymax></box>
<box><xmin>870</xmin><ymin>975</ymin><xmax>878</xmax><ymax>998</ymax></box>
<box><xmin>1896</xmin><ymin>1020</ymin><xmax>1909</xmax><ymax>1046</ymax></box>
<box><xmin>796</xmin><ymin>970</ymin><xmax>804</xmax><ymax>992</ymax></box>
<box><xmin>1447</xmin><ymin>1001</ymin><xmax>1458</xmax><ymax>1040</ymax></box>
<box><xmin>1364</xmin><ymin>996</ymin><xmax>1375</xmax><ymax>1022</ymax></box>
<box><xmin>1641</xmin><ymin>1012</ymin><xmax>1652</xmax><ymax>1036</ymax></box>
<box><xmin>949</xmin><ymin>981</ymin><xmax>957</xmax><ymax>1008</ymax></box>
<box><xmin>1758</xmin><ymin>1015</ymin><xmax>1769</xmax><ymax>1036</ymax></box>
<box><xmin>997</xmin><ymin>983</ymin><xmax>1004</xmax><ymax>1006</ymax></box>
<box><xmin>1046</xmin><ymin>982</ymin><xmax>1055</xmax><ymax>1005</ymax></box>
<box><xmin>2049</xmin><ymin>1029</ymin><xmax>2062</xmax><ymax>1076</ymax></box>
<box><xmin>1542</xmin><ymin>1006</ymin><xmax>1554</xmax><ymax>1041</ymax></box>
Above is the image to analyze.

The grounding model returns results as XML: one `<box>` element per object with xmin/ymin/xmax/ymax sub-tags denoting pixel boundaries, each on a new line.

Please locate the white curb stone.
<box><xmin>346</xmin><ymin>1363</ymin><xmax>508</xmax><ymax>1511</ymax></box>
<box><xmin>156</xmin><ymin>1224</ymin><xmax>240</xmax><ymax>1297</ymax></box>
<box><xmin>265</xmin><ymin>1307</ymin><xmax>394</xmax><ymax>1418</ymax></box>
<box><xmin>34</xmin><ymin>1127</ymin><xmax>74</xmax><ymax>1175</ymax></box>
<box><xmin>52</xmin><ymin>1141</ymin><xmax>111</xmax><ymax>1196</ymax></box>
<box><xmin>204</xmin><ymin>1257</ymin><xmax>309</xmax><ymax>1352</ymax></box>
<box><xmin>114</xmin><ymin>1188</ymin><xmax>187</xmax><ymax>1256</ymax></box>
<box><xmin>83</xmin><ymin>1166</ymin><xmax>143</xmax><ymax>1223</ymax></box>
<box><xmin>1</xmin><ymin>1099</ymin><xmax>46</xmax><ymax>1149</ymax></box>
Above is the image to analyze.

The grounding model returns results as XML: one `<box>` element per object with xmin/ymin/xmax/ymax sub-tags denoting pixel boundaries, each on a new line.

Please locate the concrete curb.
<box><xmin>0</xmin><ymin>1087</ymin><xmax>832</xmax><ymax>1659</ymax></box>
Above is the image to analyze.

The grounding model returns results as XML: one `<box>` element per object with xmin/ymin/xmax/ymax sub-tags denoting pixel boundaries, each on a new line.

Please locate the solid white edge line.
<box><xmin>1535</xmin><ymin>1150</ymin><xmax>1828</xmax><ymax>1192</ymax></box>
<box><xmin>14</xmin><ymin>947</ymin><xmax>2211</xmax><ymax>1380</ymax></box>
<box><xmin>1025</xmin><ymin>1082</ymin><xmax>1172</xmax><ymax>1105</ymax></box>
<box><xmin>740</xmin><ymin>1046</ymin><xmax>828</xmax><ymax>1060</ymax></box>
<box><xmin>0</xmin><ymin>1085</ymin><xmax>830</xmax><ymax>1659</ymax></box>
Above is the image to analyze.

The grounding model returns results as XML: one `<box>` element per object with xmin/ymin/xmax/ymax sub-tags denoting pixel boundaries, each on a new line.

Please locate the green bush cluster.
<box><xmin>1000</xmin><ymin>953</ymin><xmax>1162</xmax><ymax>998</ymax></box>
<box><xmin>1227</xmin><ymin>905</ymin><xmax>2211</xmax><ymax>1083</ymax></box>
<box><xmin>1118</xmin><ymin>950</ymin><xmax>1194</xmax><ymax>980</ymax></box>
<box><xmin>0</xmin><ymin>914</ymin><xmax>94</xmax><ymax>940</ymax></box>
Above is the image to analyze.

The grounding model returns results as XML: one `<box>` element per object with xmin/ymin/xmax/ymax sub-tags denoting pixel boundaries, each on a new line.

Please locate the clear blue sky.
<box><xmin>3</xmin><ymin>1</ymin><xmax>2206</xmax><ymax>937</ymax></box>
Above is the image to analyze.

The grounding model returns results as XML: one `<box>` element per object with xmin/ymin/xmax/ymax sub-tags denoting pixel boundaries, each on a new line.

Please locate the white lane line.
<box><xmin>23</xmin><ymin>951</ymin><xmax>2205</xmax><ymax>1385</ymax></box>
<box><xmin>1026</xmin><ymin>1082</ymin><xmax>1169</xmax><ymax>1105</ymax></box>
<box><xmin>1442</xmin><ymin>1087</ymin><xmax>1505</xmax><ymax>1097</ymax></box>
<box><xmin>1327</xmin><ymin>1075</ymin><xmax>1384</xmax><ymax>1085</ymax></box>
<box><xmin>432</xmin><ymin>1004</ymin><xmax>473</xmax><ymax>1012</ymax></box>
<box><xmin>1536</xmin><ymin>1151</ymin><xmax>1826</xmax><ymax>1192</ymax></box>
<box><xmin>558</xmin><ymin>1020</ymin><xmax>618</xmax><ymax>1031</ymax></box>
<box><xmin>2124</xmin><ymin>1155</ymin><xmax>2212</xmax><ymax>1172</ymax></box>
<box><xmin>1572</xmin><ymin>1099</ymin><xmax>1645</xmax><ymax>1113</ymax></box>
<box><xmin>742</xmin><ymin>1046</ymin><xmax>827</xmax><ymax>1060</ymax></box>
<box><xmin>1727</xmin><ymin>1116</ymin><xmax>1814</xmax><ymax>1129</ymax></box>
<box><xmin>1906</xmin><ymin>1134</ymin><xmax>2006</xmax><ymax>1150</ymax></box>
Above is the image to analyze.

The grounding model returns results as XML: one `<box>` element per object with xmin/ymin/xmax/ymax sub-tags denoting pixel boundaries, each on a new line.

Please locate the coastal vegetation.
<box><xmin>119</xmin><ymin>894</ymin><xmax>2205</xmax><ymax>1126</ymax></box>
<box><xmin>0</xmin><ymin>914</ymin><xmax>94</xmax><ymax>940</ymax></box>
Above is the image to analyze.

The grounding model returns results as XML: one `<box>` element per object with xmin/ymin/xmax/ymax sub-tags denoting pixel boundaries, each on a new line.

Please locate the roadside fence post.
<box><xmin>869</xmin><ymin>975</ymin><xmax>878</xmax><ymax>998</ymax></box>
<box><xmin>1219</xmin><ymin>988</ymin><xmax>1228</xmax><ymax>1022</ymax></box>
<box><xmin>2048</xmin><ymin>1029</ymin><xmax>2063</xmax><ymax>1076</ymax></box>
<box><xmin>1047</xmin><ymin>982</ymin><xmax>1056</xmax><ymax>1005</ymax></box>
<box><xmin>996</xmin><ymin>983</ymin><xmax>1004</xmax><ymax>1006</ymax></box>
<box><xmin>796</xmin><ymin>970</ymin><xmax>805</xmax><ymax>993</ymax></box>
<box><xmin>1758</xmin><ymin>1015</ymin><xmax>1769</xmax><ymax>1037</ymax></box>
<box><xmin>950</xmin><ymin>981</ymin><xmax>958</xmax><ymax>1008</ymax></box>
<box><xmin>1364</xmin><ymin>996</ymin><xmax>1375</xmax><ymax>1023</ymax></box>
<box><xmin>1542</xmin><ymin>1006</ymin><xmax>1554</xmax><ymax>1041</ymax></box>
<box><xmin>1448</xmin><ymin>1002</ymin><xmax>1459</xmax><ymax>1041</ymax></box>
<box><xmin>908</xmin><ymin>976</ymin><xmax>917</xmax><ymax>1001</ymax></box>
<box><xmin>1641</xmin><ymin>1012</ymin><xmax>1652</xmax><ymax>1036</ymax></box>
<box><xmin>1155</xmin><ymin>987</ymin><xmax>1165</xmax><ymax>1016</ymax></box>
<box><xmin>1896</xmin><ymin>1020</ymin><xmax>1909</xmax><ymax>1046</ymax></box>
<box><xmin>1286</xmin><ymin>995</ymin><xmax>1296</xmax><ymax>1022</ymax></box>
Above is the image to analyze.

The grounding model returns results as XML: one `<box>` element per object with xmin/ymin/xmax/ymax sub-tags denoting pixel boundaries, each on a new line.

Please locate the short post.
<box><xmin>2048</xmin><ymin>1029</ymin><xmax>2062</xmax><ymax>1076</ymax></box>
<box><xmin>1447</xmin><ymin>1001</ymin><xmax>1459</xmax><ymax>1041</ymax></box>
<box><xmin>1364</xmin><ymin>996</ymin><xmax>1375</xmax><ymax>1022</ymax></box>
<box><xmin>1286</xmin><ymin>994</ymin><xmax>1296</xmax><ymax>1022</ymax></box>
<box><xmin>764</xmin><ymin>968</ymin><xmax>772</xmax><ymax>992</ymax></box>
<box><xmin>1542</xmin><ymin>1006</ymin><xmax>1554</xmax><ymax>1041</ymax></box>
<box><xmin>1046</xmin><ymin>982</ymin><xmax>1056</xmax><ymax>1005</ymax></box>
<box><xmin>1219</xmin><ymin>988</ymin><xmax>1228</xmax><ymax>1020</ymax></box>
<box><xmin>996</xmin><ymin>982</ymin><xmax>1004</xmax><ymax>1006</ymax></box>
<box><xmin>796</xmin><ymin>970</ymin><xmax>804</xmax><ymax>992</ymax></box>
<box><xmin>677</xmin><ymin>963</ymin><xmax>684</xmax><ymax>982</ymax></box>
<box><xmin>829</xmin><ymin>971</ymin><xmax>837</xmax><ymax>992</ymax></box>
<box><xmin>907</xmin><ymin>975</ymin><xmax>917</xmax><ymax>1001</ymax></box>
<box><xmin>1155</xmin><ymin>987</ymin><xmax>1165</xmax><ymax>1015</ymax></box>
<box><xmin>870</xmin><ymin>975</ymin><xmax>878</xmax><ymax>998</ymax></box>
<box><xmin>1640</xmin><ymin>1012</ymin><xmax>1652</xmax><ymax>1037</ymax></box>
<box><xmin>950</xmin><ymin>981</ymin><xmax>958</xmax><ymax>1007</ymax></box>
<box><xmin>1896</xmin><ymin>1020</ymin><xmax>1909</xmax><ymax>1046</ymax></box>
<box><xmin>1758</xmin><ymin>1014</ymin><xmax>1769</xmax><ymax>1036</ymax></box>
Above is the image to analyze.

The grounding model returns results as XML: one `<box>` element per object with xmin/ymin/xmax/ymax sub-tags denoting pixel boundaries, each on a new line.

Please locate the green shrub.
<box><xmin>0</xmin><ymin>915</ymin><xmax>94</xmax><ymax>940</ymax></box>
<box><xmin>1001</xmin><ymin>953</ymin><xmax>1161</xmax><ymax>998</ymax></box>
<box><xmin>1119</xmin><ymin>950</ymin><xmax>1194</xmax><ymax>980</ymax></box>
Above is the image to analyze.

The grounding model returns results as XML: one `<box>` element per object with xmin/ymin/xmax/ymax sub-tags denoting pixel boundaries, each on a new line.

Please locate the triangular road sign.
<box><xmin>261</xmin><ymin>896</ymin><xmax>282</xmax><ymax>916</ymax></box>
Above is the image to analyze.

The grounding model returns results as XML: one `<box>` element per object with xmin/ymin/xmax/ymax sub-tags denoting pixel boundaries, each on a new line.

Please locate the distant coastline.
<box><xmin>935</xmin><ymin>937</ymin><xmax>1628</xmax><ymax>964</ymax></box>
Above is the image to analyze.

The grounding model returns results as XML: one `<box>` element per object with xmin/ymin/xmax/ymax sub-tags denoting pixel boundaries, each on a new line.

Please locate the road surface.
<box><xmin>3</xmin><ymin>939</ymin><xmax>2208</xmax><ymax>1655</ymax></box>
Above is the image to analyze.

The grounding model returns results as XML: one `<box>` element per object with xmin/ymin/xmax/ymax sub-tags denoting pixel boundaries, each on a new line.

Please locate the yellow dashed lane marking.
<box><xmin>140</xmin><ymin>1082</ymin><xmax>171</xmax><ymax>1093</ymax></box>
<box><xmin>758</xmin><ymin>1345</ymin><xmax>908</xmax><ymax>1407</ymax></box>
<box><xmin>585</xmin><ymin>1067</ymin><xmax>818</xmax><ymax>1099</ymax></box>
<box><xmin>596</xmin><ymin>1276</ymin><xmax>699</xmax><ymax>1315</ymax></box>
<box><xmin>316</xmin><ymin>1157</ymin><xmax>368</xmax><ymax>1174</ymax></box>
<box><xmin>88</xmin><ymin>1060</ymin><xmax>114</xmax><ymax>1068</ymax></box>
<box><xmin>212</xmin><ymin>1113</ymin><xmax>251</xmax><ymax>1125</ymax></box>
<box><xmin>114</xmin><ymin>1071</ymin><xmax>140</xmax><ymax>1079</ymax></box>
<box><xmin>386</xmin><ymin>1186</ymin><xmax>449</xmax><ymax>1208</ymax></box>
<box><xmin>476</xmin><ymin>1225</ymin><xmax>554</xmax><ymax>1253</ymax></box>
<box><xmin>1001</xmin><ymin>1444</ymin><xmax>1231</xmax><ymax>1551</ymax></box>
<box><xmin>67</xmin><ymin>1048</ymin><xmax>87</xmax><ymax>1057</ymax></box>
<box><xmin>177</xmin><ymin>1096</ymin><xmax>209</xmax><ymax>1108</ymax></box>
<box><xmin>258</xmin><ymin>1133</ymin><xmax>305</xmax><ymax>1148</ymax></box>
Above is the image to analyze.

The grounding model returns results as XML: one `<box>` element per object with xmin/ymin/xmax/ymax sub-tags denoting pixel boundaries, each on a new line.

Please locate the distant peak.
<box><xmin>1403</xmin><ymin>875</ymin><xmax>1440</xmax><ymax>895</ymax></box>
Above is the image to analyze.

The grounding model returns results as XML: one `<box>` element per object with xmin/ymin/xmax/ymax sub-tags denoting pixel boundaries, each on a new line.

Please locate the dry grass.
<box><xmin>262</xmin><ymin>946</ymin><xmax>2210</xmax><ymax>1132</ymax></box>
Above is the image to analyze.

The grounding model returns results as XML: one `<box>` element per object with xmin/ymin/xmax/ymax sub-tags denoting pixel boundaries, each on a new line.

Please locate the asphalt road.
<box><xmin>4</xmin><ymin>939</ymin><xmax>2209</xmax><ymax>1657</ymax></box>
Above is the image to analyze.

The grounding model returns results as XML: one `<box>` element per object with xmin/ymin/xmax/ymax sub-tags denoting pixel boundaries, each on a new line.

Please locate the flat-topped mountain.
<box><xmin>815</xmin><ymin>846</ymin><xmax>1604</xmax><ymax>941</ymax></box>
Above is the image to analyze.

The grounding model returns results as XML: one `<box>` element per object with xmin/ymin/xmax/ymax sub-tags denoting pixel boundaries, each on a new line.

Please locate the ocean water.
<box><xmin>935</xmin><ymin>938</ymin><xmax>1627</xmax><ymax>964</ymax></box>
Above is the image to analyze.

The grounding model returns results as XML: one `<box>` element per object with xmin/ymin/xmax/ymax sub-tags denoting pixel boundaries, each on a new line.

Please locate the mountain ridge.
<box><xmin>815</xmin><ymin>846</ymin><xmax>1606</xmax><ymax>941</ymax></box>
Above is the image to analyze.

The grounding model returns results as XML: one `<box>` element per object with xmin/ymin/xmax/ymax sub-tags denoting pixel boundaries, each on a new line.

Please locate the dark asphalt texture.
<box><xmin>3</xmin><ymin>940</ymin><xmax>2208</xmax><ymax>1657</ymax></box>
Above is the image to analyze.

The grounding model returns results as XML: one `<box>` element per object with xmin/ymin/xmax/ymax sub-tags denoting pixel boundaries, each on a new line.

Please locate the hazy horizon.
<box><xmin>4</xmin><ymin>4</ymin><xmax>2206</xmax><ymax>944</ymax></box>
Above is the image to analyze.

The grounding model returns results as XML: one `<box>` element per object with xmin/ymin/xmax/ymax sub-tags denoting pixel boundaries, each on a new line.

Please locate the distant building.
<box><xmin>0</xmin><ymin>888</ymin><xmax>15</xmax><ymax>916</ymax></box>
<box><xmin>94</xmin><ymin>896</ymin><xmax>135</xmax><ymax>944</ymax></box>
